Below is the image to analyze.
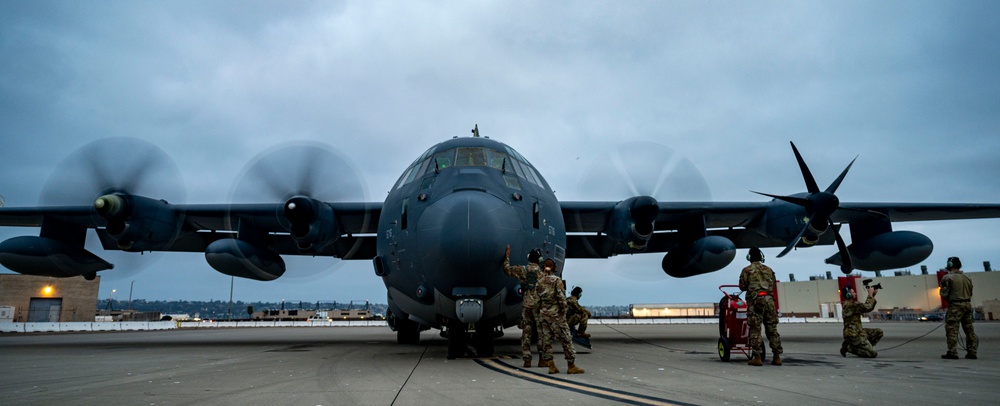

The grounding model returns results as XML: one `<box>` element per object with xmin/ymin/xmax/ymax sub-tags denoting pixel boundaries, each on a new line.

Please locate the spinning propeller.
<box><xmin>751</xmin><ymin>142</ymin><xmax>856</xmax><ymax>274</ymax></box>
<box><xmin>228</xmin><ymin>141</ymin><xmax>370</xmax><ymax>279</ymax></box>
<box><xmin>39</xmin><ymin>137</ymin><xmax>186</xmax><ymax>279</ymax></box>
<box><xmin>576</xmin><ymin>141</ymin><xmax>713</xmax><ymax>280</ymax></box>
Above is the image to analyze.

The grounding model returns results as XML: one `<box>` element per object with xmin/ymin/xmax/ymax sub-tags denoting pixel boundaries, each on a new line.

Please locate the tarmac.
<box><xmin>0</xmin><ymin>321</ymin><xmax>995</xmax><ymax>405</ymax></box>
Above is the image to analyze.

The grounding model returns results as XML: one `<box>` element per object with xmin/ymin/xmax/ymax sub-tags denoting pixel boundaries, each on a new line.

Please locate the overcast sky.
<box><xmin>2</xmin><ymin>1</ymin><xmax>998</xmax><ymax>306</ymax></box>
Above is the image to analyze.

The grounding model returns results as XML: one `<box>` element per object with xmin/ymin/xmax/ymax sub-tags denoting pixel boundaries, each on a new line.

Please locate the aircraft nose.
<box><xmin>416</xmin><ymin>191</ymin><xmax>520</xmax><ymax>283</ymax></box>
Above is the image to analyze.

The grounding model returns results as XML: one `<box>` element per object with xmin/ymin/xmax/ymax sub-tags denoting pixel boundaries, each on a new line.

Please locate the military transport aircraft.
<box><xmin>2</xmin><ymin>128</ymin><xmax>999</xmax><ymax>359</ymax></box>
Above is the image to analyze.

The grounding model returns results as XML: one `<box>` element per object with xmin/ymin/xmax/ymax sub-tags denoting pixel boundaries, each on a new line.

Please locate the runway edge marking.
<box><xmin>475</xmin><ymin>358</ymin><xmax>697</xmax><ymax>406</ymax></box>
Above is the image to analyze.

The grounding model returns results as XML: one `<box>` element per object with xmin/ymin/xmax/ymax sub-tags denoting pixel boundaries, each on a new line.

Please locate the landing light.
<box><xmin>42</xmin><ymin>286</ymin><xmax>54</xmax><ymax>296</ymax></box>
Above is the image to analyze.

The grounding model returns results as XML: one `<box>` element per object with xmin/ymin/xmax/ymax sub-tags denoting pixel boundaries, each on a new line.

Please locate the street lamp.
<box><xmin>106</xmin><ymin>289</ymin><xmax>117</xmax><ymax>314</ymax></box>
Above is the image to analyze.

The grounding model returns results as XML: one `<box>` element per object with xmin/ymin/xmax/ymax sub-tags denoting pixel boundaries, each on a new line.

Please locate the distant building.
<box><xmin>250</xmin><ymin>308</ymin><xmax>373</xmax><ymax>321</ymax></box>
<box><xmin>629</xmin><ymin>271</ymin><xmax>1000</xmax><ymax>321</ymax></box>
<box><xmin>0</xmin><ymin>274</ymin><xmax>99</xmax><ymax>322</ymax></box>
<box><xmin>630</xmin><ymin>303</ymin><xmax>715</xmax><ymax>318</ymax></box>
<box><xmin>776</xmin><ymin>270</ymin><xmax>1000</xmax><ymax>320</ymax></box>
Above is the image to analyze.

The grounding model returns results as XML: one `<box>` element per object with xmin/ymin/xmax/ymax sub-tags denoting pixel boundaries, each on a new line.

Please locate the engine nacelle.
<box><xmin>205</xmin><ymin>239</ymin><xmax>286</xmax><ymax>281</ymax></box>
<box><xmin>825</xmin><ymin>231</ymin><xmax>932</xmax><ymax>271</ymax></box>
<box><xmin>608</xmin><ymin>196</ymin><xmax>658</xmax><ymax>252</ymax></box>
<box><xmin>284</xmin><ymin>196</ymin><xmax>338</xmax><ymax>252</ymax></box>
<box><xmin>0</xmin><ymin>236</ymin><xmax>113</xmax><ymax>277</ymax></box>
<box><xmin>662</xmin><ymin>236</ymin><xmax>736</xmax><ymax>278</ymax></box>
<box><xmin>94</xmin><ymin>193</ymin><xmax>182</xmax><ymax>251</ymax></box>
<box><xmin>800</xmin><ymin>218</ymin><xmax>829</xmax><ymax>246</ymax></box>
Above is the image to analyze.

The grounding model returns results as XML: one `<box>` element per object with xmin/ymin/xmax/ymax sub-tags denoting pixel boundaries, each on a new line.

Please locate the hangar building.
<box><xmin>0</xmin><ymin>274</ymin><xmax>99</xmax><ymax>322</ymax></box>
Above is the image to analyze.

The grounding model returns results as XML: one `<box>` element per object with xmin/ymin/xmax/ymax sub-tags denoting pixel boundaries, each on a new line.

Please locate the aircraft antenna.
<box><xmin>471</xmin><ymin>124</ymin><xmax>480</xmax><ymax>137</ymax></box>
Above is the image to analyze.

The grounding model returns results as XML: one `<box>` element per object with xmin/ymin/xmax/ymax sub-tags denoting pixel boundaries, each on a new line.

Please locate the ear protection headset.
<box><xmin>843</xmin><ymin>288</ymin><xmax>854</xmax><ymax>300</ymax></box>
<box><xmin>746</xmin><ymin>247</ymin><xmax>764</xmax><ymax>263</ymax></box>
<box><xmin>947</xmin><ymin>256</ymin><xmax>961</xmax><ymax>269</ymax></box>
<box><xmin>527</xmin><ymin>249</ymin><xmax>542</xmax><ymax>264</ymax></box>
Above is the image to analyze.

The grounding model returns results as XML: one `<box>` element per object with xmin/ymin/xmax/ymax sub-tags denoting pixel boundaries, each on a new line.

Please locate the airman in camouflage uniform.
<box><xmin>940</xmin><ymin>256</ymin><xmax>978</xmax><ymax>360</ymax></box>
<box><xmin>840</xmin><ymin>286</ymin><xmax>883</xmax><ymax>358</ymax></box>
<box><xmin>503</xmin><ymin>245</ymin><xmax>545</xmax><ymax>367</ymax></box>
<box><xmin>567</xmin><ymin>286</ymin><xmax>591</xmax><ymax>338</ymax></box>
<box><xmin>739</xmin><ymin>247</ymin><xmax>782</xmax><ymax>366</ymax></box>
<box><xmin>536</xmin><ymin>259</ymin><xmax>584</xmax><ymax>374</ymax></box>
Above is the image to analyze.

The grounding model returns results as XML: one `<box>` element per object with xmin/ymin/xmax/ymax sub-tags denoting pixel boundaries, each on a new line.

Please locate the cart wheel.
<box><xmin>718</xmin><ymin>337</ymin><xmax>731</xmax><ymax>362</ymax></box>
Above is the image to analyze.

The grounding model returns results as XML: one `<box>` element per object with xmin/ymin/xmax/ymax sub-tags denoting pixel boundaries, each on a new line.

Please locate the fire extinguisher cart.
<box><xmin>717</xmin><ymin>284</ymin><xmax>767</xmax><ymax>362</ymax></box>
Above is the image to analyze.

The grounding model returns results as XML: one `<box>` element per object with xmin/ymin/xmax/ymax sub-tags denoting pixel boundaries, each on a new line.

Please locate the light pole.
<box><xmin>106</xmin><ymin>289</ymin><xmax>116</xmax><ymax>315</ymax></box>
<box><xmin>128</xmin><ymin>281</ymin><xmax>134</xmax><ymax>312</ymax></box>
<box><xmin>228</xmin><ymin>275</ymin><xmax>234</xmax><ymax>321</ymax></box>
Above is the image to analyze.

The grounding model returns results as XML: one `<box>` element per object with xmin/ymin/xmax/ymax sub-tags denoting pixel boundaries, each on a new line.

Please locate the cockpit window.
<box><xmin>395</xmin><ymin>145</ymin><xmax>546</xmax><ymax>191</ymax></box>
<box><xmin>485</xmin><ymin>149</ymin><xmax>507</xmax><ymax>170</ymax></box>
<box><xmin>433</xmin><ymin>149</ymin><xmax>455</xmax><ymax>170</ymax></box>
<box><xmin>455</xmin><ymin>148</ymin><xmax>486</xmax><ymax>167</ymax></box>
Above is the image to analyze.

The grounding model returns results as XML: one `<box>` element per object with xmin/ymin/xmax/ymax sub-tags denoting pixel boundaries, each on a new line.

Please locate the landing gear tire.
<box><xmin>447</xmin><ymin>323</ymin><xmax>468</xmax><ymax>359</ymax></box>
<box><xmin>394</xmin><ymin>316</ymin><xmax>420</xmax><ymax>344</ymax></box>
<box><xmin>473</xmin><ymin>323</ymin><xmax>495</xmax><ymax>357</ymax></box>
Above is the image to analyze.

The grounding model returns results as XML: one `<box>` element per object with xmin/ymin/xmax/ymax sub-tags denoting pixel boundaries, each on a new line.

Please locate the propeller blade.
<box><xmin>824</xmin><ymin>156</ymin><xmax>858</xmax><ymax>194</ymax></box>
<box><xmin>790</xmin><ymin>142</ymin><xmax>820</xmax><ymax>194</ymax></box>
<box><xmin>776</xmin><ymin>218</ymin><xmax>812</xmax><ymax>258</ymax></box>
<box><xmin>831</xmin><ymin>219</ymin><xmax>853</xmax><ymax>274</ymax></box>
<box><xmin>751</xmin><ymin>191</ymin><xmax>810</xmax><ymax>207</ymax></box>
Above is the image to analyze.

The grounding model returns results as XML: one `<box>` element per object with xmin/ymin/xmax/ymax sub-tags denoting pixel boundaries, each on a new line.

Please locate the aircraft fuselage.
<box><xmin>374</xmin><ymin>136</ymin><xmax>566</xmax><ymax>342</ymax></box>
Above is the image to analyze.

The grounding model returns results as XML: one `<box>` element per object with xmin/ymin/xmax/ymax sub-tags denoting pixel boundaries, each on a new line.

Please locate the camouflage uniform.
<box><xmin>503</xmin><ymin>257</ymin><xmax>544</xmax><ymax>363</ymax></box>
<box><xmin>941</xmin><ymin>270</ymin><xmax>978</xmax><ymax>357</ymax></box>
<box><xmin>536</xmin><ymin>274</ymin><xmax>576</xmax><ymax>363</ymax></box>
<box><xmin>842</xmin><ymin>295</ymin><xmax>883</xmax><ymax>358</ymax></box>
<box><xmin>739</xmin><ymin>262</ymin><xmax>782</xmax><ymax>358</ymax></box>
<box><xmin>566</xmin><ymin>294</ymin><xmax>590</xmax><ymax>336</ymax></box>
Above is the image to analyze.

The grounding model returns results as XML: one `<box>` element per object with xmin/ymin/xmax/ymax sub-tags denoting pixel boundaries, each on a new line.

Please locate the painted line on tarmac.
<box><xmin>475</xmin><ymin>358</ymin><xmax>697</xmax><ymax>406</ymax></box>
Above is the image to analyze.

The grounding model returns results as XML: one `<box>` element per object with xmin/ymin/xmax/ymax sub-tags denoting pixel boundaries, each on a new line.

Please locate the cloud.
<box><xmin>1</xmin><ymin>1</ymin><xmax>998</xmax><ymax>305</ymax></box>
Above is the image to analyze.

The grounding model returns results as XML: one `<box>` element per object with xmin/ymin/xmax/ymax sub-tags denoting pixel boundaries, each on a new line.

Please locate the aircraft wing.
<box><xmin>0</xmin><ymin>202</ymin><xmax>382</xmax><ymax>260</ymax></box>
<box><xmin>560</xmin><ymin>200</ymin><xmax>1000</xmax><ymax>260</ymax></box>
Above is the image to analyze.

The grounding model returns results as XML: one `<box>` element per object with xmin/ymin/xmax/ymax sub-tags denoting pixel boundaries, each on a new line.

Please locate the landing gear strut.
<box><xmin>447</xmin><ymin>321</ymin><xmax>468</xmax><ymax>359</ymax></box>
<box><xmin>473</xmin><ymin>321</ymin><xmax>497</xmax><ymax>357</ymax></box>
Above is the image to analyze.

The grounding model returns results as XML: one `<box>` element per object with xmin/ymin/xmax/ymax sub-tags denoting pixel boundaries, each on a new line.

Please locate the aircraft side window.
<box><xmin>485</xmin><ymin>149</ymin><xmax>508</xmax><ymax>170</ymax></box>
<box><xmin>503</xmin><ymin>175</ymin><xmax>521</xmax><ymax>190</ymax></box>
<box><xmin>413</xmin><ymin>157</ymin><xmax>432</xmax><ymax>179</ymax></box>
<box><xmin>504</xmin><ymin>146</ymin><xmax>528</xmax><ymax>163</ymax></box>
<box><xmin>404</xmin><ymin>158</ymin><xmax>430</xmax><ymax>185</ymax></box>
<box><xmin>506</xmin><ymin>156</ymin><xmax>525</xmax><ymax>179</ymax></box>
<box><xmin>526</xmin><ymin>166</ymin><xmax>548</xmax><ymax>190</ymax></box>
<box><xmin>395</xmin><ymin>166</ymin><xmax>416</xmax><ymax>190</ymax></box>
<box><xmin>401</xmin><ymin>198</ymin><xmax>409</xmax><ymax>230</ymax></box>
<box><xmin>514</xmin><ymin>160</ymin><xmax>535</xmax><ymax>184</ymax></box>
<box><xmin>456</xmin><ymin>147</ymin><xmax>486</xmax><ymax>166</ymax></box>
<box><xmin>522</xmin><ymin>163</ymin><xmax>542</xmax><ymax>185</ymax></box>
<box><xmin>433</xmin><ymin>149</ymin><xmax>455</xmax><ymax>171</ymax></box>
<box><xmin>420</xmin><ymin>176</ymin><xmax>436</xmax><ymax>190</ymax></box>
<box><xmin>532</xmin><ymin>202</ymin><xmax>540</xmax><ymax>229</ymax></box>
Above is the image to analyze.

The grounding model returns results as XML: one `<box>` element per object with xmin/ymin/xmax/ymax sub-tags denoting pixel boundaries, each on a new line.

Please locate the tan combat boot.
<box><xmin>747</xmin><ymin>353</ymin><xmax>762</xmax><ymax>366</ymax></box>
<box><xmin>547</xmin><ymin>359</ymin><xmax>560</xmax><ymax>374</ymax></box>
<box><xmin>538</xmin><ymin>358</ymin><xmax>547</xmax><ymax>367</ymax></box>
<box><xmin>523</xmin><ymin>358</ymin><xmax>532</xmax><ymax>368</ymax></box>
<box><xmin>578</xmin><ymin>328</ymin><xmax>591</xmax><ymax>338</ymax></box>
<box><xmin>567</xmin><ymin>362</ymin><xmax>585</xmax><ymax>374</ymax></box>
<box><xmin>771</xmin><ymin>353</ymin><xmax>782</xmax><ymax>366</ymax></box>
